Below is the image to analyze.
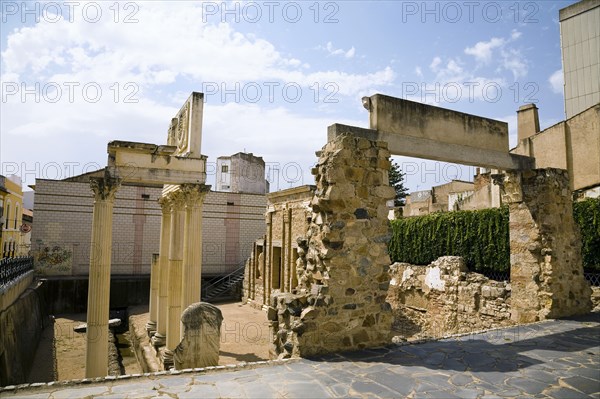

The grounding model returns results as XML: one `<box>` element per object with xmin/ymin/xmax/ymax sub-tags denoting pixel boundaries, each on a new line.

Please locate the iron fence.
<box><xmin>0</xmin><ymin>256</ymin><xmax>34</xmax><ymax>286</ymax></box>
<box><xmin>585</xmin><ymin>273</ymin><xmax>600</xmax><ymax>287</ymax></box>
<box><xmin>479</xmin><ymin>270</ymin><xmax>510</xmax><ymax>282</ymax></box>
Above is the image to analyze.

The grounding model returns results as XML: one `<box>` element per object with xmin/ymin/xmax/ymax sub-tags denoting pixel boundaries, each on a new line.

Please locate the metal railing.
<box><xmin>201</xmin><ymin>262</ymin><xmax>246</xmax><ymax>300</ymax></box>
<box><xmin>585</xmin><ymin>273</ymin><xmax>600</xmax><ymax>287</ymax></box>
<box><xmin>479</xmin><ymin>270</ymin><xmax>510</xmax><ymax>282</ymax></box>
<box><xmin>0</xmin><ymin>256</ymin><xmax>34</xmax><ymax>286</ymax></box>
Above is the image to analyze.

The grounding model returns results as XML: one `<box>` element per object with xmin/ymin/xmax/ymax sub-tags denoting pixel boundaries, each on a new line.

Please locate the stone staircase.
<box><xmin>201</xmin><ymin>264</ymin><xmax>245</xmax><ymax>302</ymax></box>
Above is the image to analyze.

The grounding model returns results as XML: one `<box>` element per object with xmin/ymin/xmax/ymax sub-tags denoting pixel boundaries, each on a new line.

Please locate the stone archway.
<box><xmin>268</xmin><ymin>94</ymin><xmax>591</xmax><ymax>358</ymax></box>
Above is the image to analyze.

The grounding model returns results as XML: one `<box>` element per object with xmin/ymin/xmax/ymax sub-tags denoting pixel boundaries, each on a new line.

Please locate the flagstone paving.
<box><xmin>2</xmin><ymin>313</ymin><xmax>599</xmax><ymax>398</ymax></box>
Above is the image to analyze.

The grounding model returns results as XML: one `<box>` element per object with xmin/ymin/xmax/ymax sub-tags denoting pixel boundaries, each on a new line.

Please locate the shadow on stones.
<box><xmin>219</xmin><ymin>350</ymin><xmax>265</xmax><ymax>363</ymax></box>
<box><xmin>312</xmin><ymin>313</ymin><xmax>600</xmax><ymax>373</ymax></box>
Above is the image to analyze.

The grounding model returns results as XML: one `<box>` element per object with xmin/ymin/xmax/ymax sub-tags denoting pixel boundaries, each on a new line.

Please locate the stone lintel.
<box><xmin>328</xmin><ymin>123</ymin><xmax>535</xmax><ymax>171</ymax></box>
<box><xmin>365</xmin><ymin>94</ymin><xmax>509</xmax><ymax>153</ymax></box>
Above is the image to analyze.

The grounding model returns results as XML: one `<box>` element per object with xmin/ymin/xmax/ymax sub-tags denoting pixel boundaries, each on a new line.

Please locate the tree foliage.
<box><xmin>389</xmin><ymin>162</ymin><xmax>409</xmax><ymax>207</ymax></box>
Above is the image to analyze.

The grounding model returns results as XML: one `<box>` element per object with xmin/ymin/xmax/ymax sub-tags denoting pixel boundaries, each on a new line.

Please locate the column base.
<box><xmin>152</xmin><ymin>332</ymin><xmax>166</xmax><ymax>347</ymax></box>
<box><xmin>146</xmin><ymin>321</ymin><xmax>157</xmax><ymax>337</ymax></box>
<box><xmin>161</xmin><ymin>348</ymin><xmax>174</xmax><ymax>370</ymax></box>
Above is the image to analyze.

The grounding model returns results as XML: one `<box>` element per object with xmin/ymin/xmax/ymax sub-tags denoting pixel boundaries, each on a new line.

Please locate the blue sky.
<box><xmin>0</xmin><ymin>1</ymin><xmax>576</xmax><ymax>193</ymax></box>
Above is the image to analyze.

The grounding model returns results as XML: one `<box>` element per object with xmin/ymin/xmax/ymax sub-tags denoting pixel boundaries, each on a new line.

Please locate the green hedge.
<box><xmin>389</xmin><ymin>207</ymin><xmax>510</xmax><ymax>273</ymax></box>
<box><xmin>389</xmin><ymin>197</ymin><xmax>600</xmax><ymax>273</ymax></box>
<box><xmin>574</xmin><ymin>198</ymin><xmax>600</xmax><ymax>272</ymax></box>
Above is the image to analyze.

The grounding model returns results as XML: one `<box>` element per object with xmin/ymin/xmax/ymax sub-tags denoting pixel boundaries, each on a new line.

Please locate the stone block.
<box><xmin>174</xmin><ymin>302</ymin><xmax>223</xmax><ymax>370</ymax></box>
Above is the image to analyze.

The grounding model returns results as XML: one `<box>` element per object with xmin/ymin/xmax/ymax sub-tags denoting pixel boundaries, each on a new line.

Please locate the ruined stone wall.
<box><xmin>268</xmin><ymin>134</ymin><xmax>394</xmax><ymax>358</ymax></box>
<box><xmin>501</xmin><ymin>169</ymin><xmax>592</xmax><ymax>322</ymax></box>
<box><xmin>387</xmin><ymin>257</ymin><xmax>512</xmax><ymax>339</ymax></box>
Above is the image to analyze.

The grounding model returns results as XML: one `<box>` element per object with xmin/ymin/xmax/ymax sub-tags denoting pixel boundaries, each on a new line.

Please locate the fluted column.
<box><xmin>85</xmin><ymin>175</ymin><xmax>120</xmax><ymax>378</ymax></box>
<box><xmin>165</xmin><ymin>190</ymin><xmax>186</xmax><ymax>360</ymax></box>
<box><xmin>152</xmin><ymin>197</ymin><xmax>171</xmax><ymax>347</ymax></box>
<box><xmin>146</xmin><ymin>253</ymin><xmax>160</xmax><ymax>336</ymax></box>
<box><xmin>181</xmin><ymin>184</ymin><xmax>210</xmax><ymax>318</ymax></box>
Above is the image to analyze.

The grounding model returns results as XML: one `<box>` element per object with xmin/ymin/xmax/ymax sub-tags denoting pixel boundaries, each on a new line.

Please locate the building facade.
<box><xmin>243</xmin><ymin>185</ymin><xmax>314</xmax><ymax>308</ymax></box>
<box><xmin>560</xmin><ymin>0</ymin><xmax>600</xmax><ymax>119</ymax></box>
<box><xmin>216</xmin><ymin>152</ymin><xmax>269</xmax><ymax>194</ymax></box>
<box><xmin>0</xmin><ymin>175</ymin><xmax>27</xmax><ymax>258</ymax></box>
<box><xmin>32</xmin><ymin>173</ymin><xmax>266</xmax><ymax>277</ymax></box>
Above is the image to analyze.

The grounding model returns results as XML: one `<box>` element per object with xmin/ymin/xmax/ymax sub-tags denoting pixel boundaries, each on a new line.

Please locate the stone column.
<box><xmin>498</xmin><ymin>169</ymin><xmax>592</xmax><ymax>323</ymax></box>
<box><xmin>85</xmin><ymin>175</ymin><xmax>120</xmax><ymax>378</ymax></box>
<box><xmin>181</xmin><ymin>184</ymin><xmax>210</xmax><ymax>317</ymax></box>
<box><xmin>146</xmin><ymin>253</ymin><xmax>160</xmax><ymax>336</ymax></box>
<box><xmin>164</xmin><ymin>190</ymin><xmax>185</xmax><ymax>366</ymax></box>
<box><xmin>152</xmin><ymin>197</ymin><xmax>171</xmax><ymax>347</ymax></box>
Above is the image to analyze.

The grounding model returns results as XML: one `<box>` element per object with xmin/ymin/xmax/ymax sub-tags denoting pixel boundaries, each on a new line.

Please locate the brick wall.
<box><xmin>32</xmin><ymin>179</ymin><xmax>266</xmax><ymax>276</ymax></box>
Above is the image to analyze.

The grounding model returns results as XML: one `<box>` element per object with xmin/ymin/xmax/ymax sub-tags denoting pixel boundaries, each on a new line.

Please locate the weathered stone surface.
<box><xmin>387</xmin><ymin>257</ymin><xmax>513</xmax><ymax>339</ymax></box>
<box><xmin>174</xmin><ymin>302</ymin><xmax>223</xmax><ymax>370</ymax></box>
<box><xmin>270</xmin><ymin>134</ymin><xmax>394</xmax><ymax>358</ymax></box>
<box><xmin>499</xmin><ymin>169</ymin><xmax>592</xmax><ymax>322</ymax></box>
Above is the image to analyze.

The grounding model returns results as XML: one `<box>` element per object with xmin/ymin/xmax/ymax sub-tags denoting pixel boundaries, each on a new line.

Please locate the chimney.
<box><xmin>517</xmin><ymin>103</ymin><xmax>540</xmax><ymax>141</ymax></box>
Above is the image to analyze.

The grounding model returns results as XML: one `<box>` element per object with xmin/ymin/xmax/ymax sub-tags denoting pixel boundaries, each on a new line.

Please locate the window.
<box><xmin>14</xmin><ymin>204</ymin><xmax>19</xmax><ymax>229</ymax></box>
<box><xmin>221</xmin><ymin>165</ymin><xmax>229</xmax><ymax>173</ymax></box>
<box><xmin>5</xmin><ymin>202</ymin><xmax>10</xmax><ymax>229</ymax></box>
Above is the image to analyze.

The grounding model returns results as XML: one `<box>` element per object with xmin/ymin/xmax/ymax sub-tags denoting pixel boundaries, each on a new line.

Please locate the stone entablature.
<box><xmin>387</xmin><ymin>257</ymin><xmax>513</xmax><ymax>339</ymax></box>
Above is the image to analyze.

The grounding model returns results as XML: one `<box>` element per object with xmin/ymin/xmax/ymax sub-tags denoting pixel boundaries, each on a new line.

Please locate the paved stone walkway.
<box><xmin>3</xmin><ymin>313</ymin><xmax>599</xmax><ymax>398</ymax></box>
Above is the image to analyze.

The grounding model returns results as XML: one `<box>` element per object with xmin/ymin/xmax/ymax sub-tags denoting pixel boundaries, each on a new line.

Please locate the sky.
<box><xmin>0</xmin><ymin>0</ymin><xmax>577</xmax><ymax>194</ymax></box>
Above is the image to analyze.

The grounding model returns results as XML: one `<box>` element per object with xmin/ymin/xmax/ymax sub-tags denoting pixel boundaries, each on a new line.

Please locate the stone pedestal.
<box><xmin>270</xmin><ymin>134</ymin><xmax>394</xmax><ymax>358</ymax></box>
<box><xmin>146</xmin><ymin>253</ymin><xmax>160</xmax><ymax>336</ymax></box>
<box><xmin>152</xmin><ymin>197</ymin><xmax>171</xmax><ymax>348</ymax></box>
<box><xmin>499</xmin><ymin>169</ymin><xmax>592</xmax><ymax>322</ymax></box>
<box><xmin>174</xmin><ymin>302</ymin><xmax>223</xmax><ymax>369</ymax></box>
<box><xmin>181</xmin><ymin>184</ymin><xmax>210</xmax><ymax>317</ymax></box>
<box><xmin>85</xmin><ymin>176</ymin><xmax>120</xmax><ymax>378</ymax></box>
<box><xmin>166</xmin><ymin>193</ymin><xmax>185</xmax><ymax>356</ymax></box>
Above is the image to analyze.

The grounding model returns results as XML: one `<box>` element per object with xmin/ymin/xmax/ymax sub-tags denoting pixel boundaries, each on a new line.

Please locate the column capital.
<box><xmin>180</xmin><ymin>183</ymin><xmax>211</xmax><ymax>208</ymax></box>
<box><xmin>158</xmin><ymin>196</ymin><xmax>172</xmax><ymax>213</ymax></box>
<box><xmin>167</xmin><ymin>189</ymin><xmax>187</xmax><ymax>210</ymax></box>
<box><xmin>90</xmin><ymin>175</ymin><xmax>121</xmax><ymax>201</ymax></box>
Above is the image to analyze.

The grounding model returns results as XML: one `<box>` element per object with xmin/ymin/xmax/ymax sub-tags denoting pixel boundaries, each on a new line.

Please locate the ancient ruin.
<box><xmin>85</xmin><ymin>93</ymin><xmax>210</xmax><ymax>377</ymax></box>
<box><xmin>244</xmin><ymin>93</ymin><xmax>592</xmax><ymax>358</ymax></box>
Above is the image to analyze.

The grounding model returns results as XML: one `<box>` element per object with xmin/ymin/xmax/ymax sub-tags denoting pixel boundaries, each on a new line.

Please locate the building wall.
<box><xmin>216</xmin><ymin>153</ymin><xmax>267</xmax><ymax>194</ymax></box>
<box><xmin>560</xmin><ymin>0</ymin><xmax>600</xmax><ymax>119</ymax></box>
<box><xmin>243</xmin><ymin>185</ymin><xmax>314</xmax><ymax>308</ymax></box>
<box><xmin>511</xmin><ymin>104</ymin><xmax>600</xmax><ymax>192</ymax></box>
<box><xmin>1</xmin><ymin>175</ymin><xmax>26</xmax><ymax>258</ymax></box>
<box><xmin>32</xmin><ymin>179</ymin><xmax>266</xmax><ymax>277</ymax></box>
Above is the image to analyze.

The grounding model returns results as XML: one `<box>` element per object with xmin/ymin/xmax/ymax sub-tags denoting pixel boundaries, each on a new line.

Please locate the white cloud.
<box><xmin>429</xmin><ymin>57</ymin><xmax>442</xmax><ymax>71</ymax></box>
<box><xmin>464</xmin><ymin>37</ymin><xmax>505</xmax><ymax>64</ymax></box>
<box><xmin>463</xmin><ymin>30</ymin><xmax>527</xmax><ymax>79</ymax></box>
<box><xmin>415</xmin><ymin>66</ymin><xmax>423</xmax><ymax>77</ymax></box>
<box><xmin>549</xmin><ymin>69</ymin><xmax>564</xmax><ymax>94</ymax></box>
<box><xmin>322</xmin><ymin>42</ymin><xmax>355</xmax><ymax>59</ymax></box>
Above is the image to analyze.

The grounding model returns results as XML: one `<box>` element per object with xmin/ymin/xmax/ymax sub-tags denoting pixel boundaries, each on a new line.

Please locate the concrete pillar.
<box><xmin>499</xmin><ymin>169</ymin><xmax>592</xmax><ymax>322</ymax></box>
<box><xmin>152</xmin><ymin>197</ymin><xmax>171</xmax><ymax>347</ymax></box>
<box><xmin>85</xmin><ymin>175</ymin><xmax>120</xmax><ymax>378</ymax></box>
<box><xmin>181</xmin><ymin>184</ymin><xmax>210</xmax><ymax>318</ymax></box>
<box><xmin>517</xmin><ymin>103</ymin><xmax>540</xmax><ymax>142</ymax></box>
<box><xmin>146</xmin><ymin>253</ymin><xmax>160</xmax><ymax>336</ymax></box>
<box><xmin>165</xmin><ymin>190</ymin><xmax>185</xmax><ymax>363</ymax></box>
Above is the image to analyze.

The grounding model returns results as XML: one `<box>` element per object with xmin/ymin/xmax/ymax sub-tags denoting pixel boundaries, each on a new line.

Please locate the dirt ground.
<box><xmin>27</xmin><ymin>301</ymin><xmax>269</xmax><ymax>383</ymax></box>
